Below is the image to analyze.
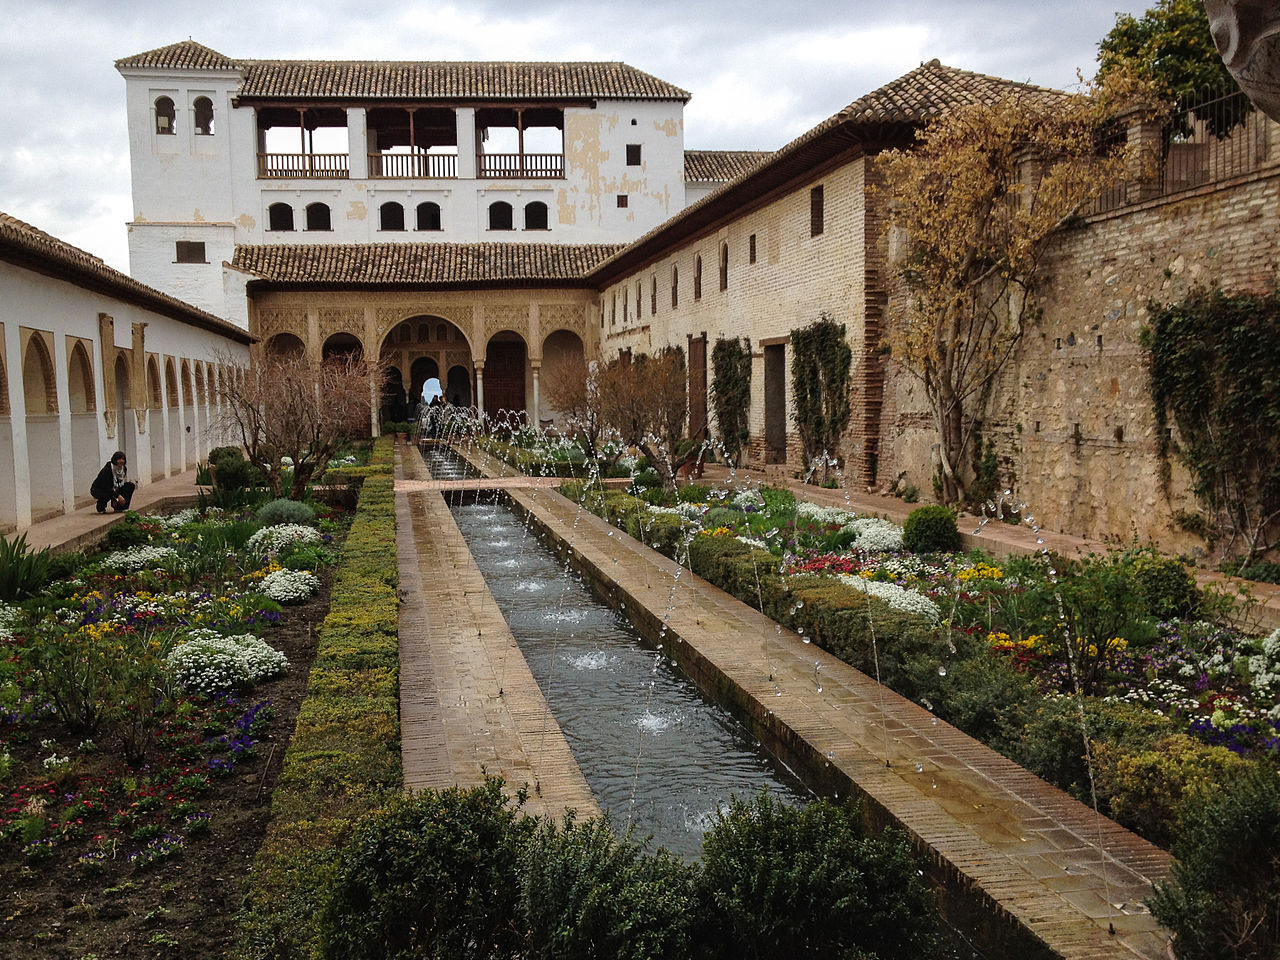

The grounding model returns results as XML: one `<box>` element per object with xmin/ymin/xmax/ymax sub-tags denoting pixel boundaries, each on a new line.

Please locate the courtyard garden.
<box><xmin>0</xmin><ymin>449</ymin><xmax>372</xmax><ymax>958</ymax></box>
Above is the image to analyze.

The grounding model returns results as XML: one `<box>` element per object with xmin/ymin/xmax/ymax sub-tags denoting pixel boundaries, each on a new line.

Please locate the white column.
<box><xmin>531</xmin><ymin>360</ymin><xmax>541</xmax><ymax>426</ymax></box>
<box><xmin>347</xmin><ymin>107</ymin><xmax>368</xmax><ymax>180</ymax></box>
<box><xmin>474</xmin><ymin>359</ymin><xmax>485</xmax><ymax>414</ymax></box>
<box><xmin>456</xmin><ymin>108</ymin><xmax>477</xmax><ymax>179</ymax></box>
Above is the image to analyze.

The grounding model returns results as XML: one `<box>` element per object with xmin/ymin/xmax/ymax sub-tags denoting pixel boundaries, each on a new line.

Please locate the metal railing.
<box><xmin>257</xmin><ymin>153</ymin><xmax>349</xmax><ymax>179</ymax></box>
<box><xmin>477</xmin><ymin>152</ymin><xmax>565</xmax><ymax>179</ymax></box>
<box><xmin>1093</xmin><ymin>85</ymin><xmax>1271</xmax><ymax>214</ymax></box>
<box><xmin>369</xmin><ymin>152</ymin><xmax>458</xmax><ymax>179</ymax></box>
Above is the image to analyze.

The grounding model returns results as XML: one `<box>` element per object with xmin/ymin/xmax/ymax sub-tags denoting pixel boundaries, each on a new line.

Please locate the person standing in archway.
<box><xmin>90</xmin><ymin>450</ymin><xmax>136</xmax><ymax>514</ymax></box>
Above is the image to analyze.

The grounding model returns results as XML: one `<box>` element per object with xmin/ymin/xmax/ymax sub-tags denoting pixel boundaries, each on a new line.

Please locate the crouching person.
<box><xmin>91</xmin><ymin>450</ymin><xmax>135</xmax><ymax>514</ymax></box>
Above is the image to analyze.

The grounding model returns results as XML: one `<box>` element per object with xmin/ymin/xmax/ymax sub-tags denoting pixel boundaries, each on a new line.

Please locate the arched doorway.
<box><xmin>483</xmin><ymin>332</ymin><xmax>527</xmax><ymax>419</ymax></box>
<box><xmin>67</xmin><ymin>342</ymin><xmax>99</xmax><ymax>504</ymax></box>
<box><xmin>380</xmin><ymin>366</ymin><xmax>407</xmax><ymax>425</ymax></box>
<box><xmin>446</xmin><ymin>365</ymin><xmax>472</xmax><ymax>407</ymax></box>
<box><xmin>115</xmin><ymin>355</ymin><xmax>138</xmax><ymax>473</ymax></box>
<box><xmin>23</xmin><ymin>335</ymin><xmax>62</xmax><ymax>518</ymax></box>
<box><xmin>322</xmin><ymin>332</ymin><xmax>364</xmax><ymax>362</ymax></box>
<box><xmin>266</xmin><ymin>332</ymin><xmax>306</xmax><ymax>359</ymax></box>
<box><xmin>540</xmin><ymin>329</ymin><xmax>586</xmax><ymax>427</ymax></box>
<box><xmin>410</xmin><ymin>357</ymin><xmax>439</xmax><ymax>408</ymax></box>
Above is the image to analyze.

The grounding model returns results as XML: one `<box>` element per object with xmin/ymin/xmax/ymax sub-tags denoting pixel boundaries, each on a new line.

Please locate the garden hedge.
<box><xmin>236</xmin><ymin>436</ymin><xmax>400</xmax><ymax>960</ymax></box>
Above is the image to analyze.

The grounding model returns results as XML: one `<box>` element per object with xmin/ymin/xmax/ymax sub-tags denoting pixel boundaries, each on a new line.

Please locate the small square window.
<box><xmin>175</xmin><ymin>241</ymin><xmax>207</xmax><ymax>264</ymax></box>
<box><xmin>617</xmin><ymin>194</ymin><xmax>629</xmax><ymax>208</ymax></box>
<box><xmin>626</xmin><ymin>144</ymin><xmax>642</xmax><ymax>166</ymax></box>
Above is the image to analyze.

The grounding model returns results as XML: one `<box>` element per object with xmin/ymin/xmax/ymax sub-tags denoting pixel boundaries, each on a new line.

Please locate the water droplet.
<box><xmin>921</xmin><ymin>698</ymin><xmax>933</xmax><ymax>711</ymax></box>
<box><xmin>937</xmin><ymin>666</ymin><xmax>947</xmax><ymax>677</ymax></box>
<box><xmin>931</xmin><ymin>717</ymin><xmax>938</xmax><ymax>726</ymax></box>
<box><xmin>802</xmin><ymin>636</ymin><xmax>811</xmax><ymax>644</ymax></box>
<box><xmin>816</xmin><ymin>684</ymin><xmax>823</xmax><ymax>692</ymax></box>
<box><xmin>1035</xmin><ymin>537</ymin><xmax>1044</xmax><ymax>545</ymax></box>
<box><xmin>915</xmin><ymin>762</ymin><xmax>924</xmax><ymax>773</ymax></box>
<box><xmin>795</xmin><ymin>602</ymin><xmax>804</xmax><ymax>610</ymax></box>
<box><xmin>826</xmin><ymin>750</ymin><xmax>835</xmax><ymax>761</ymax></box>
<box><xmin>931</xmin><ymin>778</ymin><xmax>937</xmax><ymax>789</ymax></box>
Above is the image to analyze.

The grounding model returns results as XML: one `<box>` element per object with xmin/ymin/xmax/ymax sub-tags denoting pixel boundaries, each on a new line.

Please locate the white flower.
<box><xmin>796</xmin><ymin>501</ymin><xmax>854</xmax><ymax>525</ymax></box>
<box><xmin>732</xmin><ymin>489</ymin><xmax>765</xmax><ymax>511</ymax></box>
<box><xmin>843</xmin><ymin>517</ymin><xmax>904</xmax><ymax>553</ymax></box>
<box><xmin>735</xmin><ymin>536</ymin><xmax>769</xmax><ymax>550</ymax></box>
<box><xmin>259</xmin><ymin>569</ymin><xmax>320</xmax><ymax>604</ymax></box>
<box><xmin>102</xmin><ymin>545</ymin><xmax>180</xmax><ymax>572</ymax></box>
<box><xmin>836</xmin><ymin>573</ymin><xmax>940</xmax><ymax>620</ymax></box>
<box><xmin>0</xmin><ymin>603</ymin><xmax>23</xmax><ymax>640</ymax></box>
<box><xmin>153</xmin><ymin>508</ymin><xmax>199</xmax><ymax>530</ymax></box>
<box><xmin>166</xmin><ymin>629</ymin><xmax>288</xmax><ymax>694</ymax></box>
<box><xmin>246</xmin><ymin>524</ymin><xmax>322</xmax><ymax>555</ymax></box>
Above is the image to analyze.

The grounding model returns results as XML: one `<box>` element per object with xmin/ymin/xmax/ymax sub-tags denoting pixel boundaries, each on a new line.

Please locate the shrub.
<box><xmin>1095</xmin><ymin>734</ymin><xmax>1251</xmax><ymax>848</ymax></box>
<box><xmin>101</xmin><ymin>512</ymin><xmax>153</xmax><ymax>550</ymax></box>
<box><xmin>1125</xmin><ymin>548</ymin><xmax>1200</xmax><ymax>619</ymax></box>
<box><xmin>519</xmin><ymin>815</ymin><xmax>697</xmax><ymax>960</ymax></box>
<box><xmin>677</xmin><ymin>483</ymin><xmax>711</xmax><ymax>503</ymax></box>
<box><xmin>1239</xmin><ymin>560</ymin><xmax>1280</xmax><ymax>585</ymax></box>
<box><xmin>697</xmin><ymin>792</ymin><xmax>938</xmax><ymax>960</ymax></box>
<box><xmin>0</xmin><ymin>533</ymin><xmax>53</xmax><ymax>602</ymax></box>
<box><xmin>641</xmin><ymin>487</ymin><xmax>669</xmax><ymax>507</ymax></box>
<box><xmin>247</xmin><ymin>523</ymin><xmax>323</xmax><ymax>555</ymax></box>
<box><xmin>629</xmin><ymin>468</ymin><xmax>661</xmax><ymax>493</ymax></box>
<box><xmin>758</xmin><ymin>485</ymin><xmax>796</xmax><ymax>515</ymax></box>
<box><xmin>259</xmin><ymin>569</ymin><xmax>320</xmax><ymax>604</ymax></box>
<box><xmin>902</xmin><ymin>505</ymin><xmax>960</xmax><ymax>554</ymax></box>
<box><xmin>166</xmin><ymin>631</ymin><xmax>288</xmax><ymax>695</ymax></box>
<box><xmin>258</xmin><ymin>498</ymin><xmax>317</xmax><ymax>527</ymax></box>
<box><xmin>1149</xmin><ymin>765</ymin><xmax>1280</xmax><ymax>960</ymax></box>
<box><xmin>321</xmin><ymin>779</ymin><xmax>533</xmax><ymax>960</ymax></box>
<box><xmin>704</xmin><ymin>507</ymin><xmax>744</xmax><ymax>529</ymax></box>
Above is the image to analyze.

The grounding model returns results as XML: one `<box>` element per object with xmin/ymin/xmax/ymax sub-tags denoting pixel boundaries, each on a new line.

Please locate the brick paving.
<box><xmin>395</xmin><ymin>447</ymin><xmax>599</xmax><ymax>821</ymax></box>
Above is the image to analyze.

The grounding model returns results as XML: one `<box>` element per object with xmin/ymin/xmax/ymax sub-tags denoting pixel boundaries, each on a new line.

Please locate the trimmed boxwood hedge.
<box><xmin>236</xmin><ymin>437</ymin><xmax>400</xmax><ymax>960</ymax></box>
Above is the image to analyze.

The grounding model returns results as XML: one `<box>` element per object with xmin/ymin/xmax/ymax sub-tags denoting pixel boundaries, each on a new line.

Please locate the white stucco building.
<box><xmin>115</xmin><ymin>41</ymin><xmax>723</xmax><ymax>321</ymax></box>
<box><xmin>0</xmin><ymin>212</ymin><xmax>252</xmax><ymax>532</ymax></box>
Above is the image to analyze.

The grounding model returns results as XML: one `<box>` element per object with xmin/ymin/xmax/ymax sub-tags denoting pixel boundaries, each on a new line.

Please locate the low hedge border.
<box><xmin>236</xmin><ymin>436</ymin><xmax>401</xmax><ymax>960</ymax></box>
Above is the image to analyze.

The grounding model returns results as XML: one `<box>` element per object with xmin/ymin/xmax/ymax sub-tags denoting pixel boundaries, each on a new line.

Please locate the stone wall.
<box><xmin>881</xmin><ymin>164</ymin><xmax>1280</xmax><ymax>549</ymax></box>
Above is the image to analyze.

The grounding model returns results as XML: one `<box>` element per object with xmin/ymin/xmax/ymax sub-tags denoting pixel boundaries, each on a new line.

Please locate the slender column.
<box><xmin>531</xmin><ymin>360</ymin><xmax>541</xmax><ymax>426</ymax></box>
<box><xmin>474</xmin><ymin>359</ymin><xmax>485</xmax><ymax>414</ymax></box>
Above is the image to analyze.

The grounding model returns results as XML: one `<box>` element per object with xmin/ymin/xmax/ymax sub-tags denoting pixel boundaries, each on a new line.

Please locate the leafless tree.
<box><xmin>598</xmin><ymin>348</ymin><xmax>700</xmax><ymax>494</ymax></box>
<box><xmin>215</xmin><ymin>350</ymin><xmax>383</xmax><ymax>499</ymax></box>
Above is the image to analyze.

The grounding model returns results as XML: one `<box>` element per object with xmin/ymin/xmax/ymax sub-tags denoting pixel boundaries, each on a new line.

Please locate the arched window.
<box><xmin>267</xmin><ymin>203</ymin><xmax>294</xmax><ymax>232</ymax></box>
<box><xmin>67</xmin><ymin>343</ymin><xmax>95</xmax><ymax>413</ymax></box>
<box><xmin>22</xmin><ymin>337</ymin><xmax>56</xmax><ymax>415</ymax></box>
<box><xmin>193</xmin><ymin>96</ymin><xmax>214</xmax><ymax>135</ymax></box>
<box><xmin>524</xmin><ymin>201</ymin><xmax>548</xmax><ymax>231</ymax></box>
<box><xmin>719</xmin><ymin>242</ymin><xmax>729</xmax><ymax>291</ymax></box>
<box><xmin>671</xmin><ymin>265</ymin><xmax>679</xmax><ymax>309</ymax></box>
<box><xmin>488</xmin><ymin>201</ymin><xmax>513</xmax><ymax>231</ymax></box>
<box><xmin>379</xmin><ymin>202</ymin><xmax>405</xmax><ymax>231</ymax></box>
<box><xmin>154</xmin><ymin>96</ymin><xmax>176</xmax><ymax>135</ymax></box>
<box><xmin>694</xmin><ymin>255</ymin><xmax>703</xmax><ymax>300</ymax></box>
<box><xmin>437</xmin><ymin>323</ymin><xmax>448</xmax><ymax>342</ymax></box>
<box><xmin>305</xmin><ymin>202</ymin><xmax>331</xmax><ymax>231</ymax></box>
<box><xmin>416</xmin><ymin>202</ymin><xmax>442</xmax><ymax>231</ymax></box>
<box><xmin>417</xmin><ymin>324</ymin><xmax>429</xmax><ymax>342</ymax></box>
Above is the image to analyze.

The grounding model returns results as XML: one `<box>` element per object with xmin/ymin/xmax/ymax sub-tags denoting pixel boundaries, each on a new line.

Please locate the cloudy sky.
<box><xmin>0</xmin><ymin>0</ymin><xmax>1152</xmax><ymax>272</ymax></box>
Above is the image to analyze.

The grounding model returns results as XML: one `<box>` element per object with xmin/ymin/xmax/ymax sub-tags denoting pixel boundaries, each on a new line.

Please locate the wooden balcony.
<box><xmin>477</xmin><ymin>153</ymin><xmax>565</xmax><ymax>179</ymax></box>
<box><xmin>257</xmin><ymin>153</ymin><xmax>349</xmax><ymax>179</ymax></box>
<box><xmin>368</xmin><ymin>153</ymin><xmax>458</xmax><ymax>179</ymax></box>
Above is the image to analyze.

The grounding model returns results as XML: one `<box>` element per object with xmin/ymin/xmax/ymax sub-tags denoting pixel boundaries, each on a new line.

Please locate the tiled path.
<box><xmin>440</xmin><ymin>442</ymin><xmax>1173</xmax><ymax>959</ymax></box>
<box><xmin>395</xmin><ymin>448</ymin><xmax>599</xmax><ymax>821</ymax></box>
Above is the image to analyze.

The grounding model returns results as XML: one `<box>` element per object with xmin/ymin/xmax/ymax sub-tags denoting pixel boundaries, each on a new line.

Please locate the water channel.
<box><xmin>422</xmin><ymin>445</ymin><xmax>810</xmax><ymax>857</ymax></box>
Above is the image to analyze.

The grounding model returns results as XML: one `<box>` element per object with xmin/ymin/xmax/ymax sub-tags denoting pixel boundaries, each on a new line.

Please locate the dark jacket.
<box><xmin>90</xmin><ymin>462</ymin><xmax>127</xmax><ymax>501</ymax></box>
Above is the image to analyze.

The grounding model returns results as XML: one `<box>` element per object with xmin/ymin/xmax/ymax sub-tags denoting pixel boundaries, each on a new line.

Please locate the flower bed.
<box><xmin>0</xmin><ymin>482</ymin><xmax>348</xmax><ymax>957</ymax></box>
<box><xmin>558</xmin><ymin>480</ymin><xmax>1280</xmax><ymax>849</ymax></box>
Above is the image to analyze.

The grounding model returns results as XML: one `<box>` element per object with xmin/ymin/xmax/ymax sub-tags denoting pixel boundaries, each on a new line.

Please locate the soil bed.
<box><xmin>0</xmin><ymin>575</ymin><xmax>333</xmax><ymax>960</ymax></box>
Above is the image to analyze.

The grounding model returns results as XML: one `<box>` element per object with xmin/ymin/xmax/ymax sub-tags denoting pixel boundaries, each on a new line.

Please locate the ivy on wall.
<box><xmin>789</xmin><ymin>313</ymin><xmax>852</xmax><ymax>483</ymax></box>
<box><xmin>710</xmin><ymin>336</ymin><xmax>751</xmax><ymax>467</ymax></box>
<box><xmin>1144</xmin><ymin>286</ymin><xmax>1280</xmax><ymax>564</ymax></box>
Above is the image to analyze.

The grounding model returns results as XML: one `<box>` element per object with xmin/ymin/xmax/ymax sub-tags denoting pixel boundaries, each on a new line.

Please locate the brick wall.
<box><xmin>881</xmin><ymin>164</ymin><xmax>1280</xmax><ymax>548</ymax></box>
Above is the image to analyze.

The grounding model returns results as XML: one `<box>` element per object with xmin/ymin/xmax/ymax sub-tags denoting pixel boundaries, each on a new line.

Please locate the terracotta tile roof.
<box><xmin>116</xmin><ymin>42</ymin><xmax>689</xmax><ymax>101</ymax></box>
<box><xmin>115</xmin><ymin>40</ymin><xmax>239</xmax><ymax>72</ymax></box>
<box><xmin>0</xmin><ymin>212</ymin><xmax>252</xmax><ymax>343</ymax></box>
<box><xmin>232</xmin><ymin>242</ymin><xmax>625</xmax><ymax>286</ymax></box>
<box><xmin>684</xmin><ymin>150</ymin><xmax>773</xmax><ymax>182</ymax></box>
<box><xmin>236</xmin><ymin>60</ymin><xmax>689</xmax><ymax>102</ymax></box>
<box><xmin>591</xmin><ymin>60</ymin><xmax>1069</xmax><ymax>282</ymax></box>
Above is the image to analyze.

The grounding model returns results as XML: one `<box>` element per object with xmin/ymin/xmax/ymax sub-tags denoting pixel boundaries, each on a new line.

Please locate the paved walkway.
<box><xmin>395</xmin><ymin>447</ymin><xmax>599</xmax><ymax>820</ymax></box>
<box><xmin>12</xmin><ymin>469</ymin><xmax>202</xmax><ymax>553</ymax></box>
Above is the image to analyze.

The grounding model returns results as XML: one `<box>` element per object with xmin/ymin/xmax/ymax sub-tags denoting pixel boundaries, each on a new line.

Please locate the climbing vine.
<box><xmin>710</xmin><ymin>336</ymin><xmax>751</xmax><ymax>467</ymax></box>
<box><xmin>789</xmin><ymin>313</ymin><xmax>851</xmax><ymax>484</ymax></box>
<box><xmin>1144</xmin><ymin>286</ymin><xmax>1280</xmax><ymax>565</ymax></box>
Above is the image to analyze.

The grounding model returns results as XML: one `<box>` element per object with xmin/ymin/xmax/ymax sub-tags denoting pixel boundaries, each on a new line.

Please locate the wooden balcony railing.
<box><xmin>477</xmin><ymin>153</ymin><xmax>565</xmax><ymax>179</ymax></box>
<box><xmin>368</xmin><ymin>153</ymin><xmax>458</xmax><ymax>179</ymax></box>
<box><xmin>257</xmin><ymin>153</ymin><xmax>350</xmax><ymax>179</ymax></box>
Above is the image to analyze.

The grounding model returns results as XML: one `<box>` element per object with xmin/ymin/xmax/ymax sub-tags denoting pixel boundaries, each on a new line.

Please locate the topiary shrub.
<box><xmin>519</xmin><ymin>815</ymin><xmax>697</xmax><ymax>960</ymax></box>
<box><xmin>1149</xmin><ymin>764</ymin><xmax>1280</xmax><ymax>960</ymax></box>
<box><xmin>257</xmin><ymin>498</ymin><xmax>316</xmax><ymax>527</ymax></box>
<box><xmin>902</xmin><ymin>505</ymin><xmax>960</xmax><ymax>554</ymax></box>
<box><xmin>697</xmin><ymin>792</ymin><xmax>939</xmax><ymax>960</ymax></box>
<box><xmin>677</xmin><ymin>483</ymin><xmax>711</xmax><ymax>503</ymax></box>
<box><xmin>321</xmin><ymin>778</ymin><xmax>534</xmax><ymax>960</ymax></box>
